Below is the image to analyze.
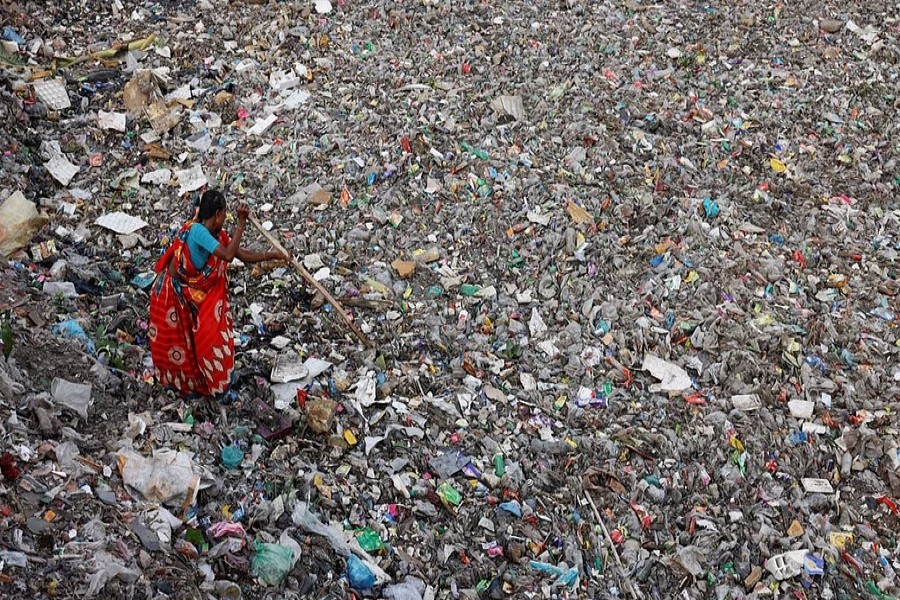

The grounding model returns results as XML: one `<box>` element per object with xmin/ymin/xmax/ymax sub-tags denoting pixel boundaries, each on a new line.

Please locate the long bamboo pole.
<box><xmin>249</xmin><ymin>216</ymin><xmax>373</xmax><ymax>348</ymax></box>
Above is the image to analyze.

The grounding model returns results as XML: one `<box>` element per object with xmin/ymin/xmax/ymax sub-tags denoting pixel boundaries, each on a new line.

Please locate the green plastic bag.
<box><xmin>251</xmin><ymin>541</ymin><xmax>294</xmax><ymax>586</ymax></box>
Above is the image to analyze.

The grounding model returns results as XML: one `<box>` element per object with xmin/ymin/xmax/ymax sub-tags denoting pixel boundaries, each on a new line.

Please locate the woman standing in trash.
<box><xmin>149</xmin><ymin>189</ymin><xmax>284</xmax><ymax>398</ymax></box>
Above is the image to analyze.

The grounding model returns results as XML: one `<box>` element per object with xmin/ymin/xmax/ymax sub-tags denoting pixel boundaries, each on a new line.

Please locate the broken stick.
<box><xmin>249</xmin><ymin>216</ymin><xmax>373</xmax><ymax>348</ymax></box>
<box><xmin>585</xmin><ymin>490</ymin><xmax>639</xmax><ymax>599</ymax></box>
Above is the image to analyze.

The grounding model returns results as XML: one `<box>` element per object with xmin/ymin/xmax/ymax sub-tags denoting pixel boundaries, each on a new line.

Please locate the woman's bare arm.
<box><xmin>236</xmin><ymin>247</ymin><xmax>286</xmax><ymax>264</ymax></box>
<box><xmin>211</xmin><ymin>204</ymin><xmax>249</xmax><ymax>262</ymax></box>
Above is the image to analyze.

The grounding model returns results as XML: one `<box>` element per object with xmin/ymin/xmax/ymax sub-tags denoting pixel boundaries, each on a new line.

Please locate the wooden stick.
<box><xmin>248</xmin><ymin>216</ymin><xmax>373</xmax><ymax>348</ymax></box>
<box><xmin>585</xmin><ymin>490</ymin><xmax>640</xmax><ymax>599</ymax></box>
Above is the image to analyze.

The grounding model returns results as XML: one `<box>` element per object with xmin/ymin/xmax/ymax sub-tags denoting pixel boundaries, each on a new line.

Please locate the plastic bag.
<box><xmin>116</xmin><ymin>449</ymin><xmax>201</xmax><ymax>508</ymax></box>
<box><xmin>528</xmin><ymin>560</ymin><xmax>580</xmax><ymax>588</ymax></box>
<box><xmin>86</xmin><ymin>551</ymin><xmax>140</xmax><ymax>597</ymax></box>
<box><xmin>382</xmin><ymin>577</ymin><xmax>426</xmax><ymax>600</ymax></box>
<box><xmin>221</xmin><ymin>445</ymin><xmax>244</xmax><ymax>469</ymax></box>
<box><xmin>51</xmin><ymin>320</ymin><xmax>96</xmax><ymax>355</ymax></box>
<box><xmin>291</xmin><ymin>502</ymin><xmax>391</xmax><ymax>584</ymax></box>
<box><xmin>0</xmin><ymin>191</ymin><xmax>48</xmax><ymax>257</ymax></box>
<box><xmin>50</xmin><ymin>377</ymin><xmax>93</xmax><ymax>420</ymax></box>
<box><xmin>347</xmin><ymin>554</ymin><xmax>375</xmax><ymax>590</ymax></box>
<box><xmin>291</xmin><ymin>501</ymin><xmax>352</xmax><ymax>556</ymax></box>
<box><xmin>251</xmin><ymin>541</ymin><xmax>294</xmax><ymax>586</ymax></box>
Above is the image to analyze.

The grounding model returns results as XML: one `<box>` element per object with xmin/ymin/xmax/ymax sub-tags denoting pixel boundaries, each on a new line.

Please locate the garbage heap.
<box><xmin>0</xmin><ymin>0</ymin><xmax>898</xmax><ymax>598</ymax></box>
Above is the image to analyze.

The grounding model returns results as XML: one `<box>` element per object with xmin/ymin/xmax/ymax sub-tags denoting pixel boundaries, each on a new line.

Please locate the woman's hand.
<box><xmin>267</xmin><ymin>248</ymin><xmax>290</xmax><ymax>263</ymax></box>
<box><xmin>236</xmin><ymin>203</ymin><xmax>250</xmax><ymax>223</ymax></box>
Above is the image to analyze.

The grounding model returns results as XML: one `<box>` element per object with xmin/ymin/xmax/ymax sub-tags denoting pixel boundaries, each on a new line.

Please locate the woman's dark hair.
<box><xmin>197</xmin><ymin>189</ymin><xmax>226</xmax><ymax>220</ymax></box>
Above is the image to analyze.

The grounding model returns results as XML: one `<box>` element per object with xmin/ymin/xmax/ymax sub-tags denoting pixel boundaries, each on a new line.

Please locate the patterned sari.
<box><xmin>149</xmin><ymin>221</ymin><xmax>234</xmax><ymax>397</ymax></box>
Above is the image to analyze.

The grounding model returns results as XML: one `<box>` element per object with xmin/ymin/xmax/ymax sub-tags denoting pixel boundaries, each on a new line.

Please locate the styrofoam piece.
<box><xmin>33</xmin><ymin>78</ymin><xmax>71</xmax><ymax>110</ymax></box>
<box><xmin>764</xmin><ymin>550</ymin><xmax>807</xmax><ymax>580</ymax></box>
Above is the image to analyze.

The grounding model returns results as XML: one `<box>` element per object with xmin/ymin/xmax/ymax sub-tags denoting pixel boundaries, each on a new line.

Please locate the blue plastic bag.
<box><xmin>2</xmin><ymin>26</ymin><xmax>25</xmax><ymax>45</ymax></box>
<box><xmin>701</xmin><ymin>197</ymin><xmax>720</xmax><ymax>219</ymax></box>
<box><xmin>52</xmin><ymin>320</ymin><xmax>96</xmax><ymax>355</ymax></box>
<box><xmin>347</xmin><ymin>555</ymin><xmax>375</xmax><ymax>590</ymax></box>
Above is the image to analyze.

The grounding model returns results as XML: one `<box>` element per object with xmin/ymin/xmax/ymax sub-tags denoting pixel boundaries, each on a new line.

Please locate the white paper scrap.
<box><xmin>141</xmin><ymin>168</ymin><xmax>172</xmax><ymax>185</ymax></box>
<box><xmin>731</xmin><ymin>394</ymin><xmax>762</xmax><ymax>411</ymax></box>
<box><xmin>643</xmin><ymin>354</ymin><xmax>693</xmax><ymax>393</ymax></box>
<box><xmin>270</xmin><ymin>354</ymin><xmax>309</xmax><ymax>384</ymax></box>
<box><xmin>280</xmin><ymin>89</ymin><xmax>310</xmax><ymax>111</ymax></box>
<box><xmin>165</xmin><ymin>84</ymin><xmax>192</xmax><ymax>103</ymax></box>
<box><xmin>98</xmin><ymin>110</ymin><xmax>127</xmax><ymax>132</ymax></box>
<box><xmin>248</xmin><ymin>113</ymin><xmax>278</xmax><ymax>136</ymax></box>
<box><xmin>788</xmin><ymin>399</ymin><xmax>815</xmax><ymax>420</ymax></box>
<box><xmin>95</xmin><ymin>212</ymin><xmax>149</xmax><ymax>235</ymax></box>
<box><xmin>355</xmin><ymin>373</ymin><xmax>377</xmax><ymax>407</ymax></box>
<box><xmin>46</xmin><ymin>155</ymin><xmax>79</xmax><ymax>186</ymax></box>
<box><xmin>174</xmin><ymin>165</ymin><xmax>207</xmax><ymax>195</ymax></box>
<box><xmin>801</xmin><ymin>478</ymin><xmax>834</xmax><ymax>494</ymax></box>
<box><xmin>528</xmin><ymin>308</ymin><xmax>547</xmax><ymax>338</ymax></box>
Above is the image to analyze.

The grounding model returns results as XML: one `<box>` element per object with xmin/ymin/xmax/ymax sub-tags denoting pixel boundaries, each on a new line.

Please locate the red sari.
<box><xmin>149</xmin><ymin>221</ymin><xmax>235</xmax><ymax>397</ymax></box>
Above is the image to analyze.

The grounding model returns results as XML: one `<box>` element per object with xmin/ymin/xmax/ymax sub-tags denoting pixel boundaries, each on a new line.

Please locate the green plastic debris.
<box><xmin>461</xmin><ymin>142</ymin><xmax>489</xmax><ymax>161</ymax></box>
<box><xmin>355</xmin><ymin>527</ymin><xmax>385</xmax><ymax>553</ymax></box>
<box><xmin>436</xmin><ymin>481</ymin><xmax>462</xmax><ymax>506</ymax></box>
<box><xmin>185</xmin><ymin>528</ymin><xmax>207</xmax><ymax>553</ymax></box>
<box><xmin>1</xmin><ymin>310</ymin><xmax>12</xmax><ymax>359</ymax></box>
<box><xmin>508</xmin><ymin>250</ymin><xmax>524</xmax><ymax>270</ymax></box>
<box><xmin>221</xmin><ymin>445</ymin><xmax>244</xmax><ymax>469</ymax></box>
<box><xmin>493</xmin><ymin>454</ymin><xmax>506</xmax><ymax>477</ymax></box>
<box><xmin>251</xmin><ymin>541</ymin><xmax>294</xmax><ymax>586</ymax></box>
<box><xmin>865</xmin><ymin>580</ymin><xmax>898</xmax><ymax>600</ymax></box>
<box><xmin>459</xmin><ymin>284</ymin><xmax>480</xmax><ymax>297</ymax></box>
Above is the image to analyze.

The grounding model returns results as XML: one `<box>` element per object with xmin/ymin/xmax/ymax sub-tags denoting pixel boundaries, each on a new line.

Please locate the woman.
<box><xmin>149</xmin><ymin>189</ymin><xmax>285</xmax><ymax>398</ymax></box>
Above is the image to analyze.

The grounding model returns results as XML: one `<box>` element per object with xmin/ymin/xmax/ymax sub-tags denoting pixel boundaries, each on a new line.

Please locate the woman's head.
<box><xmin>197</xmin><ymin>189</ymin><xmax>226</xmax><ymax>231</ymax></box>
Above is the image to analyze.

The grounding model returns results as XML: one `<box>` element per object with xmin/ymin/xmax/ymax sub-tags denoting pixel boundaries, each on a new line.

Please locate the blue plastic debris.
<box><xmin>803</xmin><ymin>554</ymin><xmax>824</xmax><ymax>576</ymax></box>
<box><xmin>2</xmin><ymin>26</ymin><xmax>25</xmax><ymax>45</ymax></box>
<box><xmin>702</xmin><ymin>197</ymin><xmax>720</xmax><ymax>219</ymax></box>
<box><xmin>51</xmin><ymin>320</ymin><xmax>96</xmax><ymax>355</ymax></box>
<box><xmin>498</xmin><ymin>500</ymin><xmax>522</xmax><ymax>518</ymax></box>
<box><xmin>131</xmin><ymin>272</ymin><xmax>157</xmax><ymax>289</ymax></box>
<box><xmin>347</xmin><ymin>555</ymin><xmax>375</xmax><ymax>590</ymax></box>
<box><xmin>529</xmin><ymin>560</ymin><xmax>579</xmax><ymax>588</ymax></box>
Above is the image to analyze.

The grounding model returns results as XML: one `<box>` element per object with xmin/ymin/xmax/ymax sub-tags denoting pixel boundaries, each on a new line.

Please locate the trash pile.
<box><xmin>1</xmin><ymin>0</ymin><xmax>899</xmax><ymax>598</ymax></box>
